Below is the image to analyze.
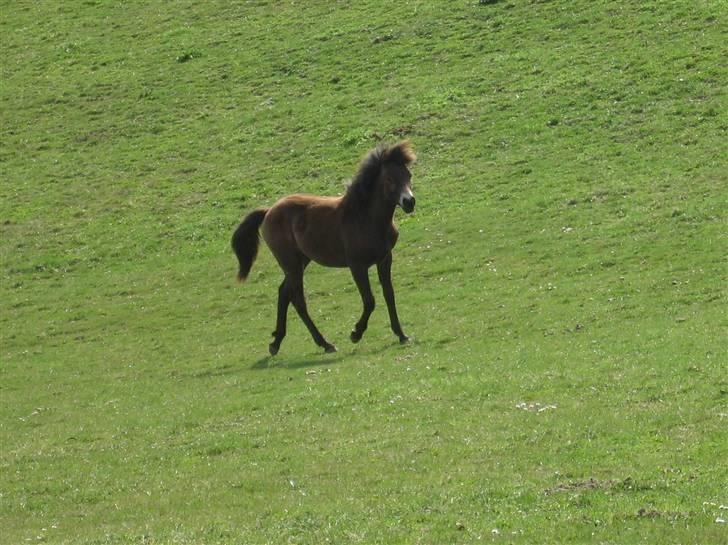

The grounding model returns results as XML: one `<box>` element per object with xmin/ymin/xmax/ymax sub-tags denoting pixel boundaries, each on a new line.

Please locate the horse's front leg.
<box><xmin>350</xmin><ymin>265</ymin><xmax>375</xmax><ymax>343</ymax></box>
<box><xmin>377</xmin><ymin>252</ymin><xmax>409</xmax><ymax>343</ymax></box>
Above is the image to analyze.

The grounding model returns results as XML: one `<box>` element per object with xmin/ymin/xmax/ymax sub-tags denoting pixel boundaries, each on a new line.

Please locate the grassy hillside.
<box><xmin>1</xmin><ymin>1</ymin><xmax>726</xmax><ymax>543</ymax></box>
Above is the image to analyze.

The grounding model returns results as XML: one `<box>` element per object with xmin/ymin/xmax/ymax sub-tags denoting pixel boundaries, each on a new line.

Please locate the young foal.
<box><xmin>232</xmin><ymin>141</ymin><xmax>416</xmax><ymax>355</ymax></box>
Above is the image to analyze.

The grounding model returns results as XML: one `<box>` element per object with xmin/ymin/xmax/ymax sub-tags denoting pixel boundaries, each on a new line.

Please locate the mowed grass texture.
<box><xmin>1</xmin><ymin>1</ymin><xmax>726</xmax><ymax>543</ymax></box>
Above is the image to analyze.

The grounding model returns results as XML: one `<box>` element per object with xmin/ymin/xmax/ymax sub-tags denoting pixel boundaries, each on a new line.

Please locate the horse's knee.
<box><xmin>364</xmin><ymin>295</ymin><xmax>375</xmax><ymax>314</ymax></box>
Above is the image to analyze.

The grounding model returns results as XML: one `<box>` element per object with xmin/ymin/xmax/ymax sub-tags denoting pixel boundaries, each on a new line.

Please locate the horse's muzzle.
<box><xmin>400</xmin><ymin>196</ymin><xmax>416</xmax><ymax>214</ymax></box>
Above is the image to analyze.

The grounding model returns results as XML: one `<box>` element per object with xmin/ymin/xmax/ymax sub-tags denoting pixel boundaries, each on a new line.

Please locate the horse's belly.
<box><xmin>283</xmin><ymin>201</ymin><xmax>346</xmax><ymax>267</ymax></box>
<box><xmin>298</xmin><ymin>239</ymin><xmax>348</xmax><ymax>268</ymax></box>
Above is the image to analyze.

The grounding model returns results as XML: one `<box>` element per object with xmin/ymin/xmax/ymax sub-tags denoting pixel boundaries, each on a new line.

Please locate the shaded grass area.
<box><xmin>1</xmin><ymin>1</ymin><xmax>726</xmax><ymax>543</ymax></box>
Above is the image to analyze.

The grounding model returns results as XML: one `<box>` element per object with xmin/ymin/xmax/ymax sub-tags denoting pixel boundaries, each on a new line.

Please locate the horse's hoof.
<box><xmin>350</xmin><ymin>330</ymin><xmax>362</xmax><ymax>343</ymax></box>
<box><xmin>269</xmin><ymin>343</ymin><xmax>279</xmax><ymax>356</ymax></box>
<box><xmin>324</xmin><ymin>343</ymin><xmax>337</xmax><ymax>354</ymax></box>
<box><xmin>399</xmin><ymin>335</ymin><xmax>410</xmax><ymax>344</ymax></box>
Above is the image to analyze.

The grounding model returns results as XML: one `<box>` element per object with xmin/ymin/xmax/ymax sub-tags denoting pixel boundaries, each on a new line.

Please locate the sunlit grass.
<box><xmin>1</xmin><ymin>1</ymin><xmax>725</xmax><ymax>543</ymax></box>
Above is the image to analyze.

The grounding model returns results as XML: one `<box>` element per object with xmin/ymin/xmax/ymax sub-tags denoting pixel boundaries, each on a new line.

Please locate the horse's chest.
<box><xmin>346</xmin><ymin>225</ymin><xmax>398</xmax><ymax>266</ymax></box>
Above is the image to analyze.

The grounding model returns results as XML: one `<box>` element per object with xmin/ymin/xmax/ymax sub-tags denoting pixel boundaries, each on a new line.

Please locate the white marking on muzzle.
<box><xmin>399</xmin><ymin>187</ymin><xmax>414</xmax><ymax>207</ymax></box>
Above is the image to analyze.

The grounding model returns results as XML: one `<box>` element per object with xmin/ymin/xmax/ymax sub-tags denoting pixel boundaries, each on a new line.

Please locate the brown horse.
<box><xmin>232</xmin><ymin>141</ymin><xmax>416</xmax><ymax>355</ymax></box>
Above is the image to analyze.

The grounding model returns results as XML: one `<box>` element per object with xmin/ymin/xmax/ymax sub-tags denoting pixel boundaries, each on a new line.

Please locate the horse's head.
<box><xmin>381</xmin><ymin>141</ymin><xmax>417</xmax><ymax>214</ymax></box>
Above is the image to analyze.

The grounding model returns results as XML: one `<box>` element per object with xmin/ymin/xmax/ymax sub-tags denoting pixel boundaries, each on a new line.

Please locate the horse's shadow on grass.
<box><xmin>251</xmin><ymin>353</ymin><xmax>345</xmax><ymax>370</ymax></box>
<box><xmin>250</xmin><ymin>341</ymin><xmax>403</xmax><ymax>371</ymax></box>
<box><xmin>187</xmin><ymin>340</ymin><xmax>414</xmax><ymax>378</ymax></box>
<box><xmin>186</xmin><ymin>353</ymin><xmax>342</xmax><ymax>378</ymax></box>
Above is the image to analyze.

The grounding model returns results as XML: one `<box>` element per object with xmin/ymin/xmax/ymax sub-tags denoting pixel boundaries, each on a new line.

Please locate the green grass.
<box><xmin>1</xmin><ymin>1</ymin><xmax>726</xmax><ymax>543</ymax></box>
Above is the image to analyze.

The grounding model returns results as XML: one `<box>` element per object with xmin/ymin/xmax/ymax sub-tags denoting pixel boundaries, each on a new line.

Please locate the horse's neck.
<box><xmin>341</xmin><ymin>193</ymin><xmax>395</xmax><ymax>233</ymax></box>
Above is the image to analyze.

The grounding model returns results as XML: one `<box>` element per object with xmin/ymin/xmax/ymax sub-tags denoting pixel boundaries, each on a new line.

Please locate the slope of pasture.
<box><xmin>1</xmin><ymin>1</ymin><xmax>726</xmax><ymax>543</ymax></box>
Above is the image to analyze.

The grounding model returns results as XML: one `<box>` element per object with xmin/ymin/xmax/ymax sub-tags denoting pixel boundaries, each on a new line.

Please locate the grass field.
<box><xmin>1</xmin><ymin>1</ymin><xmax>726</xmax><ymax>543</ymax></box>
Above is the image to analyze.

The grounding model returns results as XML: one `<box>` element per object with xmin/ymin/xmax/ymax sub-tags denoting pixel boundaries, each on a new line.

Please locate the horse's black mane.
<box><xmin>342</xmin><ymin>141</ymin><xmax>415</xmax><ymax>213</ymax></box>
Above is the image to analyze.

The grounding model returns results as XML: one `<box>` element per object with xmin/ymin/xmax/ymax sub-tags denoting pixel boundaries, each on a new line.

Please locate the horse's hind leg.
<box><xmin>269</xmin><ymin>278</ymin><xmax>290</xmax><ymax>356</ymax></box>
<box><xmin>287</xmin><ymin>266</ymin><xmax>337</xmax><ymax>354</ymax></box>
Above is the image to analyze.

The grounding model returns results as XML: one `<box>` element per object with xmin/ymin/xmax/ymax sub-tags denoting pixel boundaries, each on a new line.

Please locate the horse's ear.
<box><xmin>384</xmin><ymin>140</ymin><xmax>416</xmax><ymax>166</ymax></box>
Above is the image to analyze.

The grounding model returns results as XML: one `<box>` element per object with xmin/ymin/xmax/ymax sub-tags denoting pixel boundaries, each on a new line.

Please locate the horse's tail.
<box><xmin>231</xmin><ymin>208</ymin><xmax>268</xmax><ymax>282</ymax></box>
